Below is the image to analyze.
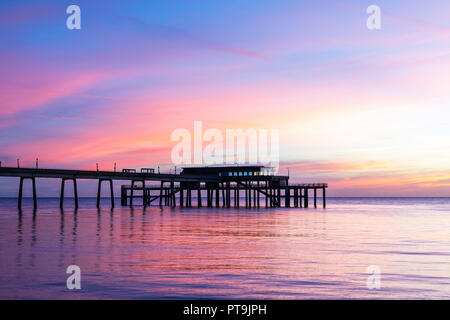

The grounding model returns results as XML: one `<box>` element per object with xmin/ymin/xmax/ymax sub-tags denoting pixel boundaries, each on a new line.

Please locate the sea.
<box><xmin>0</xmin><ymin>197</ymin><xmax>449</xmax><ymax>299</ymax></box>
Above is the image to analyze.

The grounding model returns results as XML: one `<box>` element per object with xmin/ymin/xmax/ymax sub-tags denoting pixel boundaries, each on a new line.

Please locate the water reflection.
<box><xmin>16</xmin><ymin>211</ymin><xmax>23</xmax><ymax>269</ymax></box>
<box><xmin>0</xmin><ymin>198</ymin><xmax>449</xmax><ymax>299</ymax></box>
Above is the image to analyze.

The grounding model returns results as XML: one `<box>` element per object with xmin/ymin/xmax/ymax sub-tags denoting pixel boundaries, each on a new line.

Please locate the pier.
<box><xmin>0</xmin><ymin>165</ymin><xmax>327</xmax><ymax>209</ymax></box>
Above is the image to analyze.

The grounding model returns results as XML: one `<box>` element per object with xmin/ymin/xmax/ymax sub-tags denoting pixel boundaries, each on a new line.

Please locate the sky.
<box><xmin>1</xmin><ymin>0</ymin><xmax>450</xmax><ymax>197</ymax></box>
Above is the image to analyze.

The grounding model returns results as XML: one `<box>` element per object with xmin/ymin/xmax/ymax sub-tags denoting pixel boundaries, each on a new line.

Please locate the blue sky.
<box><xmin>1</xmin><ymin>0</ymin><xmax>450</xmax><ymax>196</ymax></box>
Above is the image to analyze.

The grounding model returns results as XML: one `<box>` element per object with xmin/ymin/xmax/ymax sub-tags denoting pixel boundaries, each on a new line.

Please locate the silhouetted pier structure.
<box><xmin>0</xmin><ymin>165</ymin><xmax>327</xmax><ymax>209</ymax></box>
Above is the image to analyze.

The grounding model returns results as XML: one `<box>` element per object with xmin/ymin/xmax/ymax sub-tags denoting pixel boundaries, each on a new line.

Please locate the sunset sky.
<box><xmin>1</xmin><ymin>0</ymin><xmax>450</xmax><ymax>196</ymax></box>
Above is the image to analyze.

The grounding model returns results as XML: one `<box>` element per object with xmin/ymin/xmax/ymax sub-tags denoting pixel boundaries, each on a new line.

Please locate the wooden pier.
<box><xmin>0</xmin><ymin>165</ymin><xmax>327</xmax><ymax>209</ymax></box>
<box><xmin>120</xmin><ymin>182</ymin><xmax>327</xmax><ymax>208</ymax></box>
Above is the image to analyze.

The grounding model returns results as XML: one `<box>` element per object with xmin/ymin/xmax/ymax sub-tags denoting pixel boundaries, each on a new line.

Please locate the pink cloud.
<box><xmin>0</xmin><ymin>68</ymin><xmax>135</xmax><ymax>116</ymax></box>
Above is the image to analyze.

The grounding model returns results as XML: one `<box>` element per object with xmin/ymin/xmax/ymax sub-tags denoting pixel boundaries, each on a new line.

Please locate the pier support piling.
<box><xmin>227</xmin><ymin>182</ymin><xmax>231</xmax><ymax>208</ymax></box>
<box><xmin>180</xmin><ymin>188</ymin><xmax>184</xmax><ymax>207</ymax></box>
<box><xmin>294</xmin><ymin>188</ymin><xmax>298</xmax><ymax>207</ymax></box>
<box><xmin>121</xmin><ymin>186</ymin><xmax>127</xmax><ymax>206</ymax></box>
<box><xmin>159</xmin><ymin>181</ymin><xmax>164</xmax><ymax>206</ymax></box>
<box><xmin>129</xmin><ymin>180</ymin><xmax>143</xmax><ymax>207</ymax></box>
<box><xmin>304</xmin><ymin>188</ymin><xmax>309</xmax><ymax>208</ymax></box>
<box><xmin>170</xmin><ymin>181</ymin><xmax>175</xmax><ymax>207</ymax></box>
<box><xmin>198</xmin><ymin>187</ymin><xmax>202</xmax><ymax>207</ymax></box>
<box><xmin>314</xmin><ymin>188</ymin><xmax>317</xmax><ymax>208</ymax></box>
<box><xmin>216</xmin><ymin>187</ymin><xmax>220</xmax><ymax>207</ymax></box>
<box><xmin>187</xmin><ymin>187</ymin><xmax>192</xmax><ymax>207</ymax></box>
<box><xmin>299</xmin><ymin>188</ymin><xmax>303</xmax><ymax>208</ymax></box>
<box><xmin>257</xmin><ymin>181</ymin><xmax>260</xmax><ymax>208</ymax></box>
<box><xmin>97</xmin><ymin>179</ymin><xmax>114</xmax><ymax>208</ymax></box>
<box><xmin>277</xmin><ymin>186</ymin><xmax>281</xmax><ymax>207</ymax></box>
<box><xmin>60</xmin><ymin>178</ymin><xmax>78</xmax><ymax>209</ymax></box>
<box><xmin>248</xmin><ymin>183</ymin><xmax>251</xmax><ymax>208</ymax></box>
<box><xmin>265</xmin><ymin>182</ymin><xmax>268</xmax><ymax>207</ymax></box>
<box><xmin>18</xmin><ymin>177</ymin><xmax>37</xmax><ymax>210</ymax></box>
<box><xmin>286</xmin><ymin>187</ymin><xmax>290</xmax><ymax>208</ymax></box>
<box><xmin>223</xmin><ymin>183</ymin><xmax>227</xmax><ymax>208</ymax></box>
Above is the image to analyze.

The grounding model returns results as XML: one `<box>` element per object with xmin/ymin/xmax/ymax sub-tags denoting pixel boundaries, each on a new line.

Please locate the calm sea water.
<box><xmin>0</xmin><ymin>197</ymin><xmax>449</xmax><ymax>299</ymax></box>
